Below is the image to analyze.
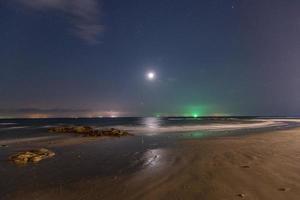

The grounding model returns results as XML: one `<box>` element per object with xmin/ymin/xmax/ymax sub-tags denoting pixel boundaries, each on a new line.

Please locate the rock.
<box><xmin>49</xmin><ymin>126</ymin><xmax>132</xmax><ymax>137</ymax></box>
<box><xmin>49</xmin><ymin>126</ymin><xmax>92</xmax><ymax>134</ymax></box>
<box><xmin>32</xmin><ymin>156</ymin><xmax>43</xmax><ymax>162</ymax></box>
<box><xmin>237</xmin><ymin>193</ymin><xmax>246</xmax><ymax>198</ymax></box>
<box><xmin>240</xmin><ymin>165</ymin><xmax>250</xmax><ymax>168</ymax></box>
<box><xmin>9</xmin><ymin>148</ymin><xmax>55</xmax><ymax>164</ymax></box>
<box><xmin>278</xmin><ymin>187</ymin><xmax>290</xmax><ymax>192</ymax></box>
<box><xmin>73</xmin><ymin>126</ymin><xmax>93</xmax><ymax>133</ymax></box>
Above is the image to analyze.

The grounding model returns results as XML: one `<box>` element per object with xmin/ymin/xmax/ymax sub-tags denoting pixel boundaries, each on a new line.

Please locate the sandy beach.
<box><xmin>124</xmin><ymin>128</ymin><xmax>300</xmax><ymax>200</ymax></box>
<box><xmin>2</xmin><ymin>126</ymin><xmax>300</xmax><ymax>200</ymax></box>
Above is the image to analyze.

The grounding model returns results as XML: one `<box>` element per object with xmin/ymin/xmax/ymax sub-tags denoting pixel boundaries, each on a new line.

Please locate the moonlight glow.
<box><xmin>146</xmin><ymin>71</ymin><xmax>156</xmax><ymax>80</ymax></box>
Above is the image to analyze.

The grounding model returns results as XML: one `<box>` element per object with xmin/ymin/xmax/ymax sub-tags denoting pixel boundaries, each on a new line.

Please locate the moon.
<box><xmin>146</xmin><ymin>71</ymin><xmax>156</xmax><ymax>80</ymax></box>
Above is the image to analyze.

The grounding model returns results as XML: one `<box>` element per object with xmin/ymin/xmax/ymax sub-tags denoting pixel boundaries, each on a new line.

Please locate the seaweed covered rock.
<box><xmin>48</xmin><ymin>126</ymin><xmax>93</xmax><ymax>134</ymax></box>
<box><xmin>10</xmin><ymin>148</ymin><xmax>55</xmax><ymax>165</ymax></box>
<box><xmin>99</xmin><ymin>128</ymin><xmax>130</xmax><ymax>137</ymax></box>
<box><xmin>49</xmin><ymin>126</ymin><xmax>131</xmax><ymax>137</ymax></box>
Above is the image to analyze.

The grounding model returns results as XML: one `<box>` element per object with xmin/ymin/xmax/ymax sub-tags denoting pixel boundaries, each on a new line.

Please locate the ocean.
<box><xmin>1</xmin><ymin>117</ymin><xmax>300</xmax><ymax>140</ymax></box>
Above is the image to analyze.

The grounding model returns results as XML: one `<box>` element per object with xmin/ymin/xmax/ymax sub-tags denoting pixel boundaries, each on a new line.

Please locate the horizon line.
<box><xmin>1</xmin><ymin>116</ymin><xmax>300</xmax><ymax>120</ymax></box>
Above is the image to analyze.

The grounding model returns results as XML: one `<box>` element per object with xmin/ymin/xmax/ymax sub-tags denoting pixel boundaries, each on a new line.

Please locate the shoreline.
<box><xmin>2</xmin><ymin>127</ymin><xmax>300</xmax><ymax>199</ymax></box>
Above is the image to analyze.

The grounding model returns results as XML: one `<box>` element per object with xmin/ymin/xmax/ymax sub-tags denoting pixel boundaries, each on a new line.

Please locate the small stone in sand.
<box><xmin>237</xmin><ymin>193</ymin><xmax>246</xmax><ymax>198</ymax></box>
<box><xmin>9</xmin><ymin>148</ymin><xmax>55</xmax><ymax>164</ymax></box>
<box><xmin>278</xmin><ymin>187</ymin><xmax>290</xmax><ymax>192</ymax></box>
<box><xmin>240</xmin><ymin>165</ymin><xmax>250</xmax><ymax>168</ymax></box>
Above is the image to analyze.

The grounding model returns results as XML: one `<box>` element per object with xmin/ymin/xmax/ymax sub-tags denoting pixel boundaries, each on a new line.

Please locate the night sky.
<box><xmin>1</xmin><ymin>0</ymin><xmax>300</xmax><ymax>118</ymax></box>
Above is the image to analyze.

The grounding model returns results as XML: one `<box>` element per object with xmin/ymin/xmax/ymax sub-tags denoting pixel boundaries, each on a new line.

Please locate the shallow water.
<box><xmin>1</xmin><ymin>117</ymin><xmax>300</xmax><ymax>199</ymax></box>
<box><xmin>1</xmin><ymin>117</ymin><xmax>300</xmax><ymax>138</ymax></box>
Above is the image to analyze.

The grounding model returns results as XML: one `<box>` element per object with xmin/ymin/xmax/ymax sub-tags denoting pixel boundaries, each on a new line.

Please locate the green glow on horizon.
<box><xmin>184</xmin><ymin>105</ymin><xmax>208</xmax><ymax>117</ymax></box>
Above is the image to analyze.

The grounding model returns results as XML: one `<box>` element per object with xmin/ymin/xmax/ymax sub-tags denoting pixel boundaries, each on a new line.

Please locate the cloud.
<box><xmin>17</xmin><ymin>0</ymin><xmax>104</xmax><ymax>44</ymax></box>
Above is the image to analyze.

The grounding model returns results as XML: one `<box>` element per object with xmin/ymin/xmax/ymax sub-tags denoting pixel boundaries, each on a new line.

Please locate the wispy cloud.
<box><xmin>17</xmin><ymin>0</ymin><xmax>104</xmax><ymax>44</ymax></box>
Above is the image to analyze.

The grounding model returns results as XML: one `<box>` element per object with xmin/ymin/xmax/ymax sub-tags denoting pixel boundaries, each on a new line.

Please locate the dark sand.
<box><xmin>2</xmin><ymin>128</ymin><xmax>300</xmax><ymax>200</ymax></box>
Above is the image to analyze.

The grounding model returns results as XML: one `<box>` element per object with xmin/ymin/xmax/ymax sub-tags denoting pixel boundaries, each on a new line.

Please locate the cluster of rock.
<box><xmin>10</xmin><ymin>148</ymin><xmax>55</xmax><ymax>164</ymax></box>
<box><xmin>8</xmin><ymin>127</ymin><xmax>131</xmax><ymax>165</ymax></box>
<box><xmin>48</xmin><ymin>126</ymin><xmax>131</xmax><ymax>137</ymax></box>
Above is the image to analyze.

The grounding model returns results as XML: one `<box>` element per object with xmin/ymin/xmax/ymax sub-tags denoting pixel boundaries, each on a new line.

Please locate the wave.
<box><xmin>0</xmin><ymin>126</ymin><xmax>29</xmax><ymax>131</ymax></box>
<box><xmin>0</xmin><ymin>123</ymin><xmax>17</xmax><ymax>126</ymax></box>
<box><xmin>111</xmin><ymin>119</ymin><xmax>293</xmax><ymax>135</ymax></box>
<box><xmin>0</xmin><ymin>135</ymin><xmax>62</xmax><ymax>145</ymax></box>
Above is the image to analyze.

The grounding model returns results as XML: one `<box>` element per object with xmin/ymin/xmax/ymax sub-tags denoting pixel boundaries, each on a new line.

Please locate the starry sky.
<box><xmin>1</xmin><ymin>0</ymin><xmax>300</xmax><ymax>118</ymax></box>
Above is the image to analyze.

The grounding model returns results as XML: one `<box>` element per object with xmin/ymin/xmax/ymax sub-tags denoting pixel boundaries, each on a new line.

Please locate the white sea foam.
<box><xmin>0</xmin><ymin>123</ymin><xmax>17</xmax><ymax>126</ymax></box>
<box><xmin>0</xmin><ymin>126</ymin><xmax>28</xmax><ymax>131</ymax></box>
<box><xmin>111</xmin><ymin>119</ymin><xmax>295</xmax><ymax>135</ymax></box>
<box><xmin>0</xmin><ymin>135</ymin><xmax>63</xmax><ymax>145</ymax></box>
<box><xmin>267</xmin><ymin>118</ymin><xmax>300</xmax><ymax>122</ymax></box>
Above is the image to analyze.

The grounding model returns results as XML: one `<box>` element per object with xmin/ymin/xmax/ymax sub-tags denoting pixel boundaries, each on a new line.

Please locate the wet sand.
<box><xmin>3</xmin><ymin>128</ymin><xmax>300</xmax><ymax>200</ymax></box>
